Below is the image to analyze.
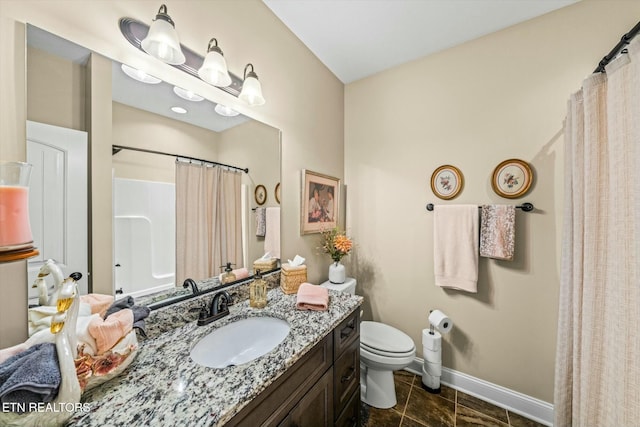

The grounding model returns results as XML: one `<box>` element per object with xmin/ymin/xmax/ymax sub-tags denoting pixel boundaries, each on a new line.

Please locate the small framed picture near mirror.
<box><xmin>491</xmin><ymin>159</ymin><xmax>533</xmax><ymax>199</ymax></box>
<box><xmin>255</xmin><ymin>184</ymin><xmax>267</xmax><ymax>205</ymax></box>
<box><xmin>431</xmin><ymin>165</ymin><xmax>464</xmax><ymax>200</ymax></box>
<box><xmin>301</xmin><ymin>169</ymin><xmax>339</xmax><ymax>235</ymax></box>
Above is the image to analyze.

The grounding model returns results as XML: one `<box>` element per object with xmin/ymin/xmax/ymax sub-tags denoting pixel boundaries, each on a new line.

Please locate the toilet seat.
<box><xmin>360</xmin><ymin>321</ymin><xmax>416</xmax><ymax>356</ymax></box>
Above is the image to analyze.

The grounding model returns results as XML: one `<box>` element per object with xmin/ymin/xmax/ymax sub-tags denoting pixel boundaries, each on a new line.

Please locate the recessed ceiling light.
<box><xmin>120</xmin><ymin>64</ymin><xmax>162</xmax><ymax>84</ymax></box>
<box><xmin>173</xmin><ymin>86</ymin><xmax>204</xmax><ymax>102</ymax></box>
<box><xmin>171</xmin><ymin>106</ymin><xmax>187</xmax><ymax>114</ymax></box>
<box><xmin>214</xmin><ymin>104</ymin><xmax>239</xmax><ymax>117</ymax></box>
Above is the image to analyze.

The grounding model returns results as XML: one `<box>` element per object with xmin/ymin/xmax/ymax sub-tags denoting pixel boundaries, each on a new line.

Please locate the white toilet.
<box><xmin>320</xmin><ymin>278</ymin><xmax>416</xmax><ymax>409</ymax></box>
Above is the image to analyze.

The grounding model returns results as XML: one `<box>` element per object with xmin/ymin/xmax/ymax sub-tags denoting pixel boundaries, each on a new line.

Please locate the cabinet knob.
<box><xmin>341</xmin><ymin>367</ymin><xmax>355</xmax><ymax>383</ymax></box>
<box><xmin>340</xmin><ymin>319</ymin><xmax>356</xmax><ymax>339</ymax></box>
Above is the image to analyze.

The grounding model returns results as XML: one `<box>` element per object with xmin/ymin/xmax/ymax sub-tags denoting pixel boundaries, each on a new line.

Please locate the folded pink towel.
<box><xmin>296</xmin><ymin>283</ymin><xmax>329</xmax><ymax>311</ymax></box>
<box><xmin>81</xmin><ymin>293</ymin><xmax>115</xmax><ymax>317</ymax></box>
<box><xmin>88</xmin><ymin>309</ymin><xmax>134</xmax><ymax>354</ymax></box>
<box><xmin>233</xmin><ymin>268</ymin><xmax>250</xmax><ymax>280</ymax></box>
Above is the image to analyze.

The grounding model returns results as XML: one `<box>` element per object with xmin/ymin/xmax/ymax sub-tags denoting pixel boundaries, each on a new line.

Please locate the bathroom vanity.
<box><xmin>66</xmin><ymin>287</ymin><xmax>362</xmax><ymax>426</ymax></box>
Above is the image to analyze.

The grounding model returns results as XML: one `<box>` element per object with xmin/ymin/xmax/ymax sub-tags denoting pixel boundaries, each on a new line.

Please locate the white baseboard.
<box><xmin>406</xmin><ymin>359</ymin><xmax>553</xmax><ymax>426</ymax></box>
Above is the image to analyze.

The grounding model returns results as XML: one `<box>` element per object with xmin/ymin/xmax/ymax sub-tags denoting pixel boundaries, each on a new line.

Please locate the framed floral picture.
<box><xmin>254</xmin><ymin>184</ymin><xmax>267</xmax><ymax>205</ymax></box>
<box><xmin>301</xmin><ymin>169</ymin><xmax>339</xmax><ymax>235</ymax></box>
<box><xmin>430</xmin><ymin>165</ymin><xmax>464</xmax><ymax>200</ymax></box>
<box><xmin>491</xmin><ymin>159</ymin><xmax>533</xmax><ymax>199</ymax></box>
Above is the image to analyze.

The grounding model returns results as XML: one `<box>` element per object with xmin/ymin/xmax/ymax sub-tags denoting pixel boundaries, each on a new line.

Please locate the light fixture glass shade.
<box><xmin>214</xmin><ymin>104</ymin><xmax>239</xmax><ymax>117</ymax></box>
<box><xmin>239</xmin><ymin>64</ymin><xmax>265</xmax><ymax>106</ymax></box>
<box><xmin>239</xmin><ymin>75</ymin><xmax>265</xmax><ymax>106</ymax></box>
<box><xmin>197</xmin><ymin>39</ymin><xmax>232</xmax><ymax>87</ymax></box>
<box><xmin>173</xmin><ymin>86</ymin><xmax>204</xmax><ymax>101</ymax></box>
<box><xmin>140</xmin><ymin>5</ymin><xmax>185</xmax><ymax>65</ymax></box>
<box><xmin>121</xmin><ymin>64</ymin><xmax>162</xmax><ymax>84</ymax></box>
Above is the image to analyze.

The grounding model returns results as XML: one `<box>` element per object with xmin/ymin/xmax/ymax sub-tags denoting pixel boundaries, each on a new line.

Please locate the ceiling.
<box><xmin>263</xmin><ymin>0</ymin><xmax>579</xmax><ymax>83</ymax></box>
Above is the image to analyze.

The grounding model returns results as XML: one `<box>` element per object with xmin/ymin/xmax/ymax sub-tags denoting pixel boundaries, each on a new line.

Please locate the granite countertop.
<box><xmin>67</xmin><ymin>287</ymin><xmax>362</xmax><ymax>426</ymax></box>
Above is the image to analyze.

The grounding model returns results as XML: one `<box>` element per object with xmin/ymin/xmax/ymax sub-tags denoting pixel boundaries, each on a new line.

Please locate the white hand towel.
<box><xmin>264</xmin><ymin>207</ymin><xmax>281</xmax><ymax>259</ymax></box>
<box><xmin>433</xmin><ymin>205</ymin><xmax>479</xmax><ymax>293</ymax></box>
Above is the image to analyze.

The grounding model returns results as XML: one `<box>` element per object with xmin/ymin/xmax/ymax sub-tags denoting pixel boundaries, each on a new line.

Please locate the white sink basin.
<box><xmin>190</xmin><ymin>316</ymin><xmax>290</xmax><ymax>368</ymax></box>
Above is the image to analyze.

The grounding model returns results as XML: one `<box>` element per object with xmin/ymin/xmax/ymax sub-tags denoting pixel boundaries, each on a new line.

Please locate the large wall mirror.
<box><xmin>25</xmin><ymin>25</ymin><xmax>281</xmax><ymax>307</ymax></box>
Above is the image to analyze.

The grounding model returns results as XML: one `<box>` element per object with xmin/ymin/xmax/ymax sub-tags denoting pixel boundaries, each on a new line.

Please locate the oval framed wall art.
<box><xmin>491</xmin><ymin>158</ymin><xmax>533</xmax><ymax>199</ymax></box>
<box><xmin>430</xmin><ymin>165</ymin><xmax>464</xmax><ymax>200</ymax></box>
<box><xmin>254</xmin><ymin>184</ymin><xmax>267</xmax><ymax>205</ymax></box>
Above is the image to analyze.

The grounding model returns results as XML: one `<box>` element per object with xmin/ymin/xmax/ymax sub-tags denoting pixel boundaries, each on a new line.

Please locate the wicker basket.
<box><xmin>253</xmin><ymin>257</ymin><xmax>278</xmax><ymax>273</ymax></box>
<box><xmin>280</xmin><ymin>264</ymin><xmax>308</xmax><ymax>294</ymax></box>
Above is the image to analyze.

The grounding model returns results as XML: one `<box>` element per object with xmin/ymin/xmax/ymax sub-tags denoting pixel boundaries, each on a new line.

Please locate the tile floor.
<box><xmin>361</xmin><ymin>371</ymin><xmax>546</xmax><ymax>427</ymax></box>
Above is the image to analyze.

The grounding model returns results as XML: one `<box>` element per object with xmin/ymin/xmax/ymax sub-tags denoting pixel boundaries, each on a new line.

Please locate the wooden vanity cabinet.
<box><xmin>227</xmin><ymin>309</ymin><xmax>360</xmax><ymax>427</ymax></box>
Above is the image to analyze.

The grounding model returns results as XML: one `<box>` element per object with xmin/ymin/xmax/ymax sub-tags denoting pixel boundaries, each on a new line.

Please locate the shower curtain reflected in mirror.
<box><xmin>555</xmin><ymin>39</ymin><xmax>640</xmax><ymax>427</ymax></box>
<box><xmin>175</xmin><ymin>160</ymin><xmax>243</xmax><ymax>285</ymax></box>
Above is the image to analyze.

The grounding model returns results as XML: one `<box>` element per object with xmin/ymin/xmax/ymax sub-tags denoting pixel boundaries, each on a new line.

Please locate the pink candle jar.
<box><xmin>0</xmin><ymin>161</ymin><xmax>34</xmax><ymax>251</ymax></box>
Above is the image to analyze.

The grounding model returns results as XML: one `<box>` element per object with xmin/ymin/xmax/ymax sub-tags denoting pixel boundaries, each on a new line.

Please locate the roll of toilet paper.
<box><xmin>429</xmin><ymin>310</ymin><xmax>453</xmax><ymax>334</ymax></box>
<box><xmin>421</xmin><ymin>368</ymin><xmax>440</xmax><ymax>390</ymax></box>
<box><xmin>422</xmin><ymin>330</ymin><xmax>442</xmax><ymax>351</ymax></box>
<box><xmin>425</xmin><ymin>360</ymin><xmax>442</xmax><ymax>377</ymax></box>
<box><xmin>423</xmin><ymin>347</ymin><xmax>442</xmax><ymax>363</ymax></box>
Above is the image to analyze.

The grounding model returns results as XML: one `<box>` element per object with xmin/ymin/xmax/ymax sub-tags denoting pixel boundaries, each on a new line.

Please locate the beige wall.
<box><xmin>218</xmin><ymin>119</ymin><xmax>281</xmax><ymax>267</ymax></box>
<box><xmin>345</xmin><ymin>0</ymin><xmax>640</xmax><ymax>403</ymax></box>
<box><xmin>112</xmin><ymin>102</ymin><xmax>220</xmax><ymax>183</ymax></box>
<box><xmin>27</xmin><ymin>46</ymin><xmax>86</xmax><ymax>130</ymax></box>
<box><xmin>0</xmin><ymin>0</ymin><xmax>344</xmax><ymax>345</ymax></box>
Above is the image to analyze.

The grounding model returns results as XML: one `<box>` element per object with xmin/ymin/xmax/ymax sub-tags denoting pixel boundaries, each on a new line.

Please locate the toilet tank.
<box><xmin>320</xmin><ymin>277</ymin><xmax>356</xmax><ymax>295</ymax></box>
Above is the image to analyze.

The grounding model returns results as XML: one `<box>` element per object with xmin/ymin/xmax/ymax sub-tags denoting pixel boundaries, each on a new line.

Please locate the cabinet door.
<box><xmin>334</xmin><ymin>338</ymin><xmax>360</xmax><ymax>416</ymax></box>
<box><xmin>279</xmin><ymin>368</ymin><xmax>334</xmax><ymax>427</ymax></box>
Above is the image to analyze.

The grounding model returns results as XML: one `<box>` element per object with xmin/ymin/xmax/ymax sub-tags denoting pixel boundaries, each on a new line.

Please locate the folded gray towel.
<box><xmin>104</xmin><ymin>296</ymin><xmax>135</xmax><ymax>319</ymax></box>
<box><xmin>106</xmin><ymin>297</ymin><xmax>151</xmax><ymax>338</ymax></box>
<box><xmin>0</xmin><ymin>343</ymin><xmax>60</xmax><ymax>407</ymax></box>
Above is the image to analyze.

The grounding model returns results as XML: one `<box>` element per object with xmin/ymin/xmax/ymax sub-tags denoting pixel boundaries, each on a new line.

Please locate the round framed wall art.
<box><xmin>491</xmin><ymin>158</ymin><xmax>533</xmax><ymax>199</ymax></box>
<box><xmin>430</xmin><ymin>165</ymin><xmax>464</xmax><ymax>200</ymax></box>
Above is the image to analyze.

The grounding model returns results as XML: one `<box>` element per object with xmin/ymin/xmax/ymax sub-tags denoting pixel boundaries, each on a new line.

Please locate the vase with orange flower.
<box><xmin>320</xmin><ymin>228</ymin><xmax>353</xmax><ymax>284</ymax></box>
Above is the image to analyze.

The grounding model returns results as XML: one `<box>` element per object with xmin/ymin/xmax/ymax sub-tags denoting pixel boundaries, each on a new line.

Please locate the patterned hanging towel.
<box><xmin>480</xmin><ymin>205</ymin><xmax>515</xmax><ymax>261</ymax></box>
<box><xmin>255</xmin><ymin>207</ymin><xmax>266</xmax><ymax>237</ymax></box>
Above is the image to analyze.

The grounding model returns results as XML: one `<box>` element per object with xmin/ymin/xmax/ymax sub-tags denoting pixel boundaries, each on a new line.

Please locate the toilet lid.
<box><xmin>360</xmin><ymin>321</ymin><xmax>415</xmax><ymax>354</ymax></box>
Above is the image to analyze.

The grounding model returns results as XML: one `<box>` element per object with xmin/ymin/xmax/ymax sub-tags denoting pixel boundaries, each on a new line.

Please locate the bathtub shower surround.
<box><xmin>113</xmin><ymin>178</ymin><xmax>176</xmax><ymax>298</ymax></box>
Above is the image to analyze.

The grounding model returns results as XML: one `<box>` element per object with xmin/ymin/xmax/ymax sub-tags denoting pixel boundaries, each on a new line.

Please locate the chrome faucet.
<box><xmin>197</xmin><ymin>290</ymin><xmax>231</xmax><ymax>326</ymax></box>
<box><xmin>183</xmin><ymin>278</ymin><xmax>200</xmax><ymax>294</ymax></box>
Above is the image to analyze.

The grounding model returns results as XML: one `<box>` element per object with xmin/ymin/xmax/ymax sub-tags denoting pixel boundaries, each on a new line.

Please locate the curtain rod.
<box><xmin>111</xmin><ymin>144</ymin><xmax>249</xmax><ymax>173</ymax></box>
<box><xmin>594</xmin><ymin>20</ymin><xmax>640</xmax><ymax>73</ymax></box>
<box><xmin>426</xmin><ymin>203</ymin><xmax>534</xmax><ymax>212</ymax></box>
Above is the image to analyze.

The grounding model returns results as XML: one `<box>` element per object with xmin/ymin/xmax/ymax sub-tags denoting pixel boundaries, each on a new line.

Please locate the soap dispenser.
<box><xmin>220</xmin><ymin>263</ymin><xmax>236</xmax><ymax>284</ymax></box>
<box><xmin>250</xmin><ymin>270</ymin><xmax>268</xmax><ymax>308</ymax></box>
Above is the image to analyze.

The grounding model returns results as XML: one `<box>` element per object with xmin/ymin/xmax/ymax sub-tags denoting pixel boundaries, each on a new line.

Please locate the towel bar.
<box><xmin>425</xmin><ymin>202</ymin><xmax>534</xmax><ymax>212</ymax></box>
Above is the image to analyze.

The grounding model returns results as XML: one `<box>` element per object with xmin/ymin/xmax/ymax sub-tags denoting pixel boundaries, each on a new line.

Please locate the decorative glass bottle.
<box><xmin>250</xmin><ymin>270</ymin><xmax>267</xmax><ymax>308</ymax></box>
<box><xmin>220</xmin><ymin>262</ymin><xmax>236</xmax><ymax>284</ymax></box>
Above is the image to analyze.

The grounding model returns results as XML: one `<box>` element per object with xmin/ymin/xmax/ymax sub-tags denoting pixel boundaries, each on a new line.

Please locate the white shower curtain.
<box><xmin>175</xmin><ymin>161</ymin><xmax>243</xmax><ymax>285</ymax></box>
<box><xmin>555</xmin><ymin>39</ymin><xmax>640</xmax><ymax>426</ymax></box>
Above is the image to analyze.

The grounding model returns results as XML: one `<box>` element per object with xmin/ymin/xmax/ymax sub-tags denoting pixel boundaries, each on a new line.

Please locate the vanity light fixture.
<box><xmin>140</xmin><ymin>4</ymin><xmax>186</xmax><ymax>65</ymax></box>
<box><xmin>171</xmin><ymin>106</ymin><xmax>187</xmax><ymax>114</ymax></box>
<box><xmin>173</xmin><ymin>86</ymin><xmax>204</xmax><ymax>102</ymax></box>
<box><xmin>121</xmin><ymin>64</ymin><xmax>162</xmax><ymax>84</ymax></box>
<box><xmin>239</xmin><ymin>64</ymin><xmax>265</xmax><ymax>106</ymax></box>
<box><xmin>197</xmin><ymin>38</ymin><xmax>232</xmax><ymax>87</ymax></box>
<box><xmin>214</xmin><ymin>104</ymin><xmax>240</xmax><ymax>117</ymax></box>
